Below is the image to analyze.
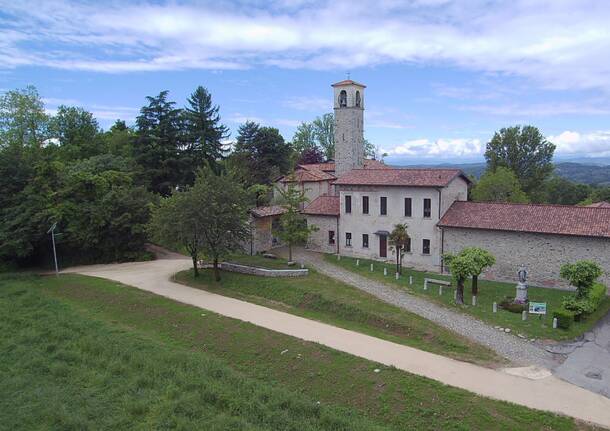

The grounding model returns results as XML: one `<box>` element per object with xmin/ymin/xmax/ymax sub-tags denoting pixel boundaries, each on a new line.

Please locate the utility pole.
<box><xmin>47</xmin><ymin>222</ymin><xmax>59</xmax><ymax>276</ymax></box>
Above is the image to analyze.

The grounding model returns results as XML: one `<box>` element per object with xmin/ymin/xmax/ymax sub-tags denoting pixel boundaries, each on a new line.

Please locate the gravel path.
<box><xmin>289</xmin><ymin>248</ymin><xmax>555</xmax><ymax>368</ymax></box>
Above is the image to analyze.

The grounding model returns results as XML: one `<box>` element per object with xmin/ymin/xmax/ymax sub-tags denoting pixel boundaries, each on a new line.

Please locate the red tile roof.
<box><xmin>250</xmin><ymin>205</ymin><xmax>286</xmax><ymax>218</ymax></box>
<box><xmin>333</xmin><ymin>168</ymin><xmax>468</xmax><ymax>187</ymax></box>
<box><xmin>302</xmin><ymin>195</ymin><xmax>340</xmax><ymax>216</ymax></box>
<box><xmin>279</xmin><ymin>169</ymin><xmax>335</xmax><ymax>183</ymax></box>
<box><xmin>331</xmin><ymin>79</ymin><xmax>366</xmax><ymax>88</ymax></box>
<box><xmin>279</xmin><ymin>159</ymin><xmax>390</xmax><ymax>183</ymax></box>
<box><xmin>439</xmin><ymin>201</ymin><xmax>610</xmax><ymax>238</ymax></box>
<box><xmin>587</xmin><ymin>201</ymin><xmax>610</xmax><ymax>208</ymax></box>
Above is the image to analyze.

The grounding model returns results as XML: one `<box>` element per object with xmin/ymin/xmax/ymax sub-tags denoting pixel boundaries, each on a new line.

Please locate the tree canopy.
<box><xmin>484</xmin><ymin>125</ymin><xmax>556</xmax><ymax>195</ymax></box>
<box><xmin>471</xmin><ymin>167</ymin><xmax>529</xmax><ymax>203</ymax></box>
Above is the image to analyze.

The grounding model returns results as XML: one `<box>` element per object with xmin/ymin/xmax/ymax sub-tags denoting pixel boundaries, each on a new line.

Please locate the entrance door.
<box><xmin>379</xmin><ymin>235</ymin><xmax>387</xmax><ymax>258</ymax></box>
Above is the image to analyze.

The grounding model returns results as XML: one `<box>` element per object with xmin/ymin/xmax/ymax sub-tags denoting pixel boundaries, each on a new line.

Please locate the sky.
<box><xmin>2</xmin><ymin>0</ymin><xmax>610</xmax><ymax>165</ymax></box>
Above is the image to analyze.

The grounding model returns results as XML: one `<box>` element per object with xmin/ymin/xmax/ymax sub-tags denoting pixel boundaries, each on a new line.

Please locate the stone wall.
<box><xmin>305</xmin><ymin>214</ymin><xmax>338</xmax><ymax>254</ymax></box>
<box><xmin>202</xmin><ymin>262</ymin><xmax>308</xmax><ymax>277</ymax></box>
<box><xmin>442</xmin><ymin>227</ymin><xmax>610</xmax><ymax>288</ymax></box>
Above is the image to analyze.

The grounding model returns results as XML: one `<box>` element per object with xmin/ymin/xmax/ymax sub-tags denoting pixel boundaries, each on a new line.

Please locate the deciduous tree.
<box><xmin>459</xmin><ymin>247</ymin><xmax>495</xmax><ymax>296</ymax></box>
<box><xmin>313</xmin><ymin>113</ymin><xmax>334</xmax><ymax>160</ymax></box>
<box><xmin>484</xmin><ymin>125</ymin><xmax>555</xmax><ymax>195</ymax></box>
<box><xmin>471</xmin><ymin>167</ymin><xmax>529</xmax><ymax>203</ymax></box>
<box><xmin>389</xmin><ymin>224</ymin><xmax>409</xmax><ymax>275</ymax></box>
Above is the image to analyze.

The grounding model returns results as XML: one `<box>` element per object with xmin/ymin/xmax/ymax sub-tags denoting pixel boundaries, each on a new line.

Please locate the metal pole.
<box><xmin>51</xmin><ymin>227</ymin><xmax>59</xmax><ymax>276</ymax></box>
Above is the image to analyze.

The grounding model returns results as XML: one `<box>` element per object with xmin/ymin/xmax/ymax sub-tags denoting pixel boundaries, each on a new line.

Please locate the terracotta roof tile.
<box><xmin>250</xmin><ymin>205</ymin><xmax>286</xmax><ymax>218</ymax></box>
<box><xmin>333</xmin><ymin>168</ymin><xmax>467</xmax><ymax>187</ymax></box>
<box><xmin>279</xmin><ymin>169</ymin><xmax>335</xmax><ymax>183</ymax></box>
<box><xmin>302</xmin><ymin>195</ymin><xmax>339</xmax><ymax>216</ymax></box>
<box><xmin>331</xmin><ymin>79</ymin><xmax>366</xmax><ymax>88</ymax></box>
<box><xmin>439</xmin><ymin>201</ymin><xmax>610</xmax><ymax>238</ymax></box>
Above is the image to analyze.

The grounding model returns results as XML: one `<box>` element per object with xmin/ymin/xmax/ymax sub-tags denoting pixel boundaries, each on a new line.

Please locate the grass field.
<box><xmin>176</xmin><ymin>264</ymin><xmax>500</xmax><ymax>366</ymax></box>
<box><xmin>0</xmin><ymin>272</ymin><xmax>596</xmax><ymax>430</ymax></box>
<box><xmin>324</xmin><ymin>254</ymin><xmax>610</xmax><ymax>341</ymax></box>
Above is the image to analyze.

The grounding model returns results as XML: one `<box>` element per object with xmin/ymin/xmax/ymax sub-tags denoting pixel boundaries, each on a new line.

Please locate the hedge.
<box><xmin>589</xmin><ymin>282</ymin><xmax>607</xmax><ymax>311</ymax></box>
<box><xmin>553</xmin><ymin>308</ymin><xmax>575</xmax><ymax>329</ymax></box>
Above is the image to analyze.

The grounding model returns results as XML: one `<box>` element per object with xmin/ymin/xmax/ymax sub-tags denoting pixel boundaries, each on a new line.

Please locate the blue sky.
<box><xmin>2</xmin><ymin>0</ymin><xmax>610</xmax><ymax>164</ymax></box>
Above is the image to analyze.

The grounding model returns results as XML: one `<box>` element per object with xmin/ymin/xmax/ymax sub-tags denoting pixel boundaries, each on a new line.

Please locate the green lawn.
<box><xmin>0</xmin><ymin>273</ymin><xmax>596</xmax><ymax>431</ymax></box>
<box><xmin>175</xmin><ymin>265</ymin><xmax>500</xmax><ymax>366</ymax></box>
<box><xmin>324</xmin><ymin>254</ymin><xmax>610</xmax><ymax>341</ymax></box>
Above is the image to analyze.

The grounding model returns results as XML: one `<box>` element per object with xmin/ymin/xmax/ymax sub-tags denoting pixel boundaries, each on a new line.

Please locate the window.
<box><xmin>362</xmin><ymin>234</ymin><xmax>369</xmax><ymax>248</ymax></box>
<box><xmin>345</xmin><ymin>195</ymin><xmax>352</xmax><ymax>213</ymax></box>
<box><xmin>328</xmin><ymin>230</ymin><xmax>335</xmax><ymax>245</ymax></box>
<box><xmin>339</xmin><ymin>90</ymin><xmax>347</xmax><ymax>107</ymax></box>
<box><xmin>423</xmin><ymin>198</ymin><xmax>431</xmax><ymax>218</ymax></box>
<box><xmin>404</xmin><ymin>197</ymin><xmax>412</xmax><ymax>217</ymax></box>
<box><xmin>345</xmin><ymin>232</ymin><xmax>352</xmax><ymax>247</ymax></box>
<box><xmin>362</xmin><ymin>196</ymin><xmax>369</xmax><ymax>214</ymax></box>
<box><xmin>380</xmin><ymin>196</ymin><xmax>387</xmax><ymax>215</ymax></box>
<box><xmin>405</xmin><ymin>237</ymin><xmax>411</xmax><ymax>253</ymax></box>
<box><xmin>422</xmin><ymin>239</ymin><xmax>430</xmax><ymax>255</ymax></box>
<box><xmin>355</xmin><ymin>90</ymin><xmax>361</xmax><ymax>107</ymax></box>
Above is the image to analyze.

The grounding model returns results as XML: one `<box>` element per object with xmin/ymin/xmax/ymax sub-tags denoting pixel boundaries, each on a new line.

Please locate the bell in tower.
<box><xmin>332</xmin><ymin>79</ymin><xmax>365</xmax><ymax>176</ymax></box>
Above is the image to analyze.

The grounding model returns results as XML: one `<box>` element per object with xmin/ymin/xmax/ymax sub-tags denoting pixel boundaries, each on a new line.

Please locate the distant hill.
<box><xmin>401</xmin><ymin>162</ymin><xmax>610</xmax><ymax>186</ymax></box>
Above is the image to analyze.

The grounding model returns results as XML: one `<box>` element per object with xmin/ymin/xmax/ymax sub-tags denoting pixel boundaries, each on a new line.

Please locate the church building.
<box><xmin>263</xmin><ymin>79</ymin><xmax>610</xmax><ymax>287</ymax></box>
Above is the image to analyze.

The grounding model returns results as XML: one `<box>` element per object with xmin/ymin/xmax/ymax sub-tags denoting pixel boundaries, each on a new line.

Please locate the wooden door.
<box><xmin>379</xmin><ymin>235</ymin><xmax>387</xmax><ymax>258</ymax></box>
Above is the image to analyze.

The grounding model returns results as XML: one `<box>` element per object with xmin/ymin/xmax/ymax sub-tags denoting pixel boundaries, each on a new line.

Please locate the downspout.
<box><xmin>440</xmin><ymin>227</ymin><xmax>445</xmax><ymax>273</ymax></box>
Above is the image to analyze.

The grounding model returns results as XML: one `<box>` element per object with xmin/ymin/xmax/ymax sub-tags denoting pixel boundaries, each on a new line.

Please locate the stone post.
<box><xmin>553</xmin><ymin>317</ymin><xmax>558</xmax><ymax>329</ymax></box>
<box><xmin>395</xmin><ymin>272</ymin><xmax>399</xmax><ymax>280</ymax></box>
<box><xmin>337</xmin><ymin>254</ymin><xmax>341</xmax><ymax>261</ymax></box>
<box><xmin>439</xmin><ymin>285</ymin><xmax>443</xmax><ymax>295</ymax></box>
<box><xmin>493</xmin><ymin>302</ymin><xmax>497</xmax><ymax>313</ymax></box>
<box><xmin>522</xmin><ymin>310</ymin><xmax>527</xmax><ymax>321</ymax></box>
<box><xmin>453</xmin><ymin>290</ymin><xmax>457</xmax><ymax>300</ymax></box>
<box><xmin>383</xmin><ymin>268</ymin><xmax>387</xmax><ymax>276</ymax></box>
<box><xmin>409</xmin><ymin>275</ymin><xmax>413</xmax><ymax>285</ymax></box>
<box><xmin>472</xmin><ymin>296</ymin><xmax>477</xmax><ymax>306</ymax></box>
<box><xmin>356</xmin><ymin>259</ymin><xmax>359</xmax><ymax>266</ymax></box>
<box><xmin>370</xmin><ymin>263</ymin><xmax>374</xmax><ymax>272</ymax></box>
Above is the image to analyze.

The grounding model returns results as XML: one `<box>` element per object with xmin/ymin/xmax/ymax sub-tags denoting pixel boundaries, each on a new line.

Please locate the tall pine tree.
<box><xmin>183</xmin><ymin>86</ymin><xmax>229</xmax><ymax>176</ymax></box>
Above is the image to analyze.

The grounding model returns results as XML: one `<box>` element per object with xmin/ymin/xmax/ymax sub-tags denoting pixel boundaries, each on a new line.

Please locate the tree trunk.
<box><xmin>191</xmin><ymin>253</ymin><xmax>199</xmax><ymax>277</ymax></box>
<box><xmin>472</xmin><ymin>275</ymin><xmax>478</xmax><ymax>296</ymax></box>
<box><xmin>456</xmin><ymin>277</ymin><xmax>465</xmax><ymax>305</ymax></box>
<box><xmin>288</xmin><ymin>243</ymin><xmax>293</xmax><ymax>262</ymax></box>
<box><xmin>213</xmin><ymin>257</ymin><xmax>220</xmax><ymax>282</ymax></box>
<box><xmin>396</xmin><ymin>253</ymin><xmax>400</xmax><ymax>275</ymax></box>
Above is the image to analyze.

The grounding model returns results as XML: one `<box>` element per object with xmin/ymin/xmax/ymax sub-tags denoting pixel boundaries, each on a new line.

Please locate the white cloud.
<box><xmin>3</xmin><ymin>0</ymin><xmax>610</xmax><ymax>92</ymax></box>
<box><xmin>549</xmin><ymin>130</ymin><xmax>610</xmax><ymax>157</ymax></box>
<box><xmin>382</xmin><ymin>137</ymin><xmax>483</xmax><ymax>158</ymax></box>
<box><xmin>282</xmin><ymin>96</ymin><xmax>329</xmax><ymax>112</ymax></box>
<box><xmin>43</xmin><ymin>97</ymin><xmax>139</xmax><ymax>122</ymax></box>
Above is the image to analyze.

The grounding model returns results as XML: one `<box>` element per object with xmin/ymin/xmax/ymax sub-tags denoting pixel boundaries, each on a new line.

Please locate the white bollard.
<box><xmin>424</xmin><ymin>280</ymin><xmax>428</xmax><ymax>291</ymax></box>
<box><xmin>395</xmin><ymin>272</ymin><xmax>399</xmax><ymax>280</ymax></box>
<box><xmin>472</xmin><ymin>296</ymin><xmax>477</xmax><ymax>306</ymax></box>
<box><xmin>370</xmin><ymin>263</ymin><xmax>374</xmax><ymax>272</ymax></box>
<box><xmin>383</xmin><ymin>268</ymin><xmax>387</xmax><ymax>276</ymax></box>
<box><xmin>553</xmin><ymin>317</ymin><xmax>558</xmax><ymax>329</ymax></box>
<box><xmin>337</xmin><ymin>254</ymin><xmax>341</xmax><ymax>260</ymax></box>
<box><xmin>522</xmin><ymin>310</ymin><xmax>527</xmax><ymax>321</ymax></box>
<box><xmin>453</xmin><ymin>290</ymin><xmax>457</xmax><ymax>300</ymax></box>
<box><xmin>300</xmin><ymin>263</ymin><xmax>305</xmax><ymax>269</ymax></box>
<box><xmin>439</xmin><ymin>285</ymin><xmax>443</xmax><ymax>295</ymax></box>
<box><xmin>409</xmin><ymin>275</ymin><xmax>413</xmax><ymax>285</ymax></box>
<box><xmin>356</xmin><ymin>259</ymin><xmax>359</xmax><ymax>266</ymax></box>
<box><xmin>493</xmin><ymin>302</ymin><xmax>497</xmax><ymax>313</ymax></box>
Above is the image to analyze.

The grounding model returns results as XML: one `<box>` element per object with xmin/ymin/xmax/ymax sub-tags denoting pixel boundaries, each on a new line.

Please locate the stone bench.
<box><xmin>424</xmin><ymin>278</ymin><xmax>451</xmax><ymax>292</ymax></box>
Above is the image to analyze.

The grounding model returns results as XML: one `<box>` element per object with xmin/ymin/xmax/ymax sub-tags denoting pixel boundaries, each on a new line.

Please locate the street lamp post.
<box><xmin>47</xmin><ymin>222</ymin><xmax>59</xmax><ymax>276</ymax></box>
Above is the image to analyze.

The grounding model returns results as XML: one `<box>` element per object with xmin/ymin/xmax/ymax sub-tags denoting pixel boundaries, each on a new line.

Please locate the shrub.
<box><xmin>561</xmin><ymin>295</ymin><xmax>593</xmax><ymax>316</ymax></box>
<box><xmin>588</xmin><ymin>282</ymin><xmax>607</xmax><ymax>312</ymax></box>
<box><xmin>499</xmin><ymin>297</ymin><xmax>527</xmax><ymax>313</ymax></box>
<box><xmin>553</xmin><ymin>308</ymin><xmax>574</xmax><ymax>329</ymax></box>
<box><xmin>560</xmin><ymin>261</ymin><xmax>603</xmax><ymax>298</ymax></box>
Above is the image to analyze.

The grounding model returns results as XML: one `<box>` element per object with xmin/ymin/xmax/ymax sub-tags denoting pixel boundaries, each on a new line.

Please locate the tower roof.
<box><xmin>331</xmin><ymin>79</ymin><xmax>366</xmax><ymax>88</ymax></box>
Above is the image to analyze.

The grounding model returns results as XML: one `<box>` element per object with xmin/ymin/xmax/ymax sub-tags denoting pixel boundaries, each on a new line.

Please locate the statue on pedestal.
<box><xmin>515</xmin><ymin>265</ymin><xmax>528</xmax><ymax>303</ymax></box>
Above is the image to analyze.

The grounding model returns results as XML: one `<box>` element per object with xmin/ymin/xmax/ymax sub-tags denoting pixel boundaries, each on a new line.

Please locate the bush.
<box><xmin>553</xmin><ymin>308</ymin><xmax>575</xmax><ymax>329</ymax></box>
<box><xmin>560</xmin><ymin>261</ymin><xmax>603</xmax><ymax>298</ymax></box>
<box><xmin>561</xmin><ymin>295</ymin><xmax>593</xmax><ymax>316</ymax></box>
<box><xmin>589</xmin><ymin>282</ymin><xmax>607</xmax><ymax>310</ymax></box>
<box><xmin>499</xmin><ymin>297</ymin><xmax>527</xmax><ymax>313</ymax></box>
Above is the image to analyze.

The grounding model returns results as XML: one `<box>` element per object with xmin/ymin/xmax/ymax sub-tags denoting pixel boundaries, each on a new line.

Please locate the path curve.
<box><xmin>64</xmin><ymin>258</ymin><xmax>610</xmax><ymax>428</ymax></box>
<box><xmin>286</xmin><ymin>248</ymin><xmax>554</xmax><ymax>368</ymax></box>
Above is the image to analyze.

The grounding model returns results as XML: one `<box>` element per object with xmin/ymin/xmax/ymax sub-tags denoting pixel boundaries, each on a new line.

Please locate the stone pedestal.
<box><xmin>515</xmin><ymin>282</ymin><xmax>528</xmax><ymax>303</ymax></box>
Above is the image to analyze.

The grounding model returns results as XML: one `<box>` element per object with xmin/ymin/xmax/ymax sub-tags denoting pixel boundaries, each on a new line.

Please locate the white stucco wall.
<box><xmin>442</xmin><ymin>227</ymin><xmax>610</xmax><ymax>288</ymax></box>
<box><xmin>440</xmin><ymin>177</ymin><xmax>469</xmax><ymax>216</ymax></box>
<box><xmin>336</xmin><ymin>185</ymin><xmax>444</xmax><ymax>272</ymax></box>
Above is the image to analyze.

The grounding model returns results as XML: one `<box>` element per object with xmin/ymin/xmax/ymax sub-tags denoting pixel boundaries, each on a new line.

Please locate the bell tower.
<box><xmin>332</xmin><ymin>79</ymin><xmax>365</xmax><ymax>176</ymax></box>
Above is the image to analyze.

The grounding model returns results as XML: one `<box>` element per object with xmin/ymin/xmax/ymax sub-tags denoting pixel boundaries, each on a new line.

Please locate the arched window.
<box><xmin>355</xmin><ymin>90</ymin><xmax>361</xmax><ymax>107</ymax></box>
<box><xmin>339</xmin><ymin>90</ymin><xmax>347</xmax><ymax>107</ymax></box>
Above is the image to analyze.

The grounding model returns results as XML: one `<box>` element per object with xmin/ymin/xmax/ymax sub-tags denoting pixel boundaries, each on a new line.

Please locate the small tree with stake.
<box><xmin>389</xmin><ymin>224</ymin><xmax>409</xmax><ymax>275</ymax></box>
<box><xmin>275</xmin><ymin>179</ymin><xmax>317</xmax><ymax>263</ymax></box>
<box><xmin>444</xmin><ymin>252</ymin><xmax>476</xmax><ymax>305</ymax></box>
<box><xmin>460</xmin><ymin>247</ymin><xmax>495</xmax><ymax>296</ymax></box>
